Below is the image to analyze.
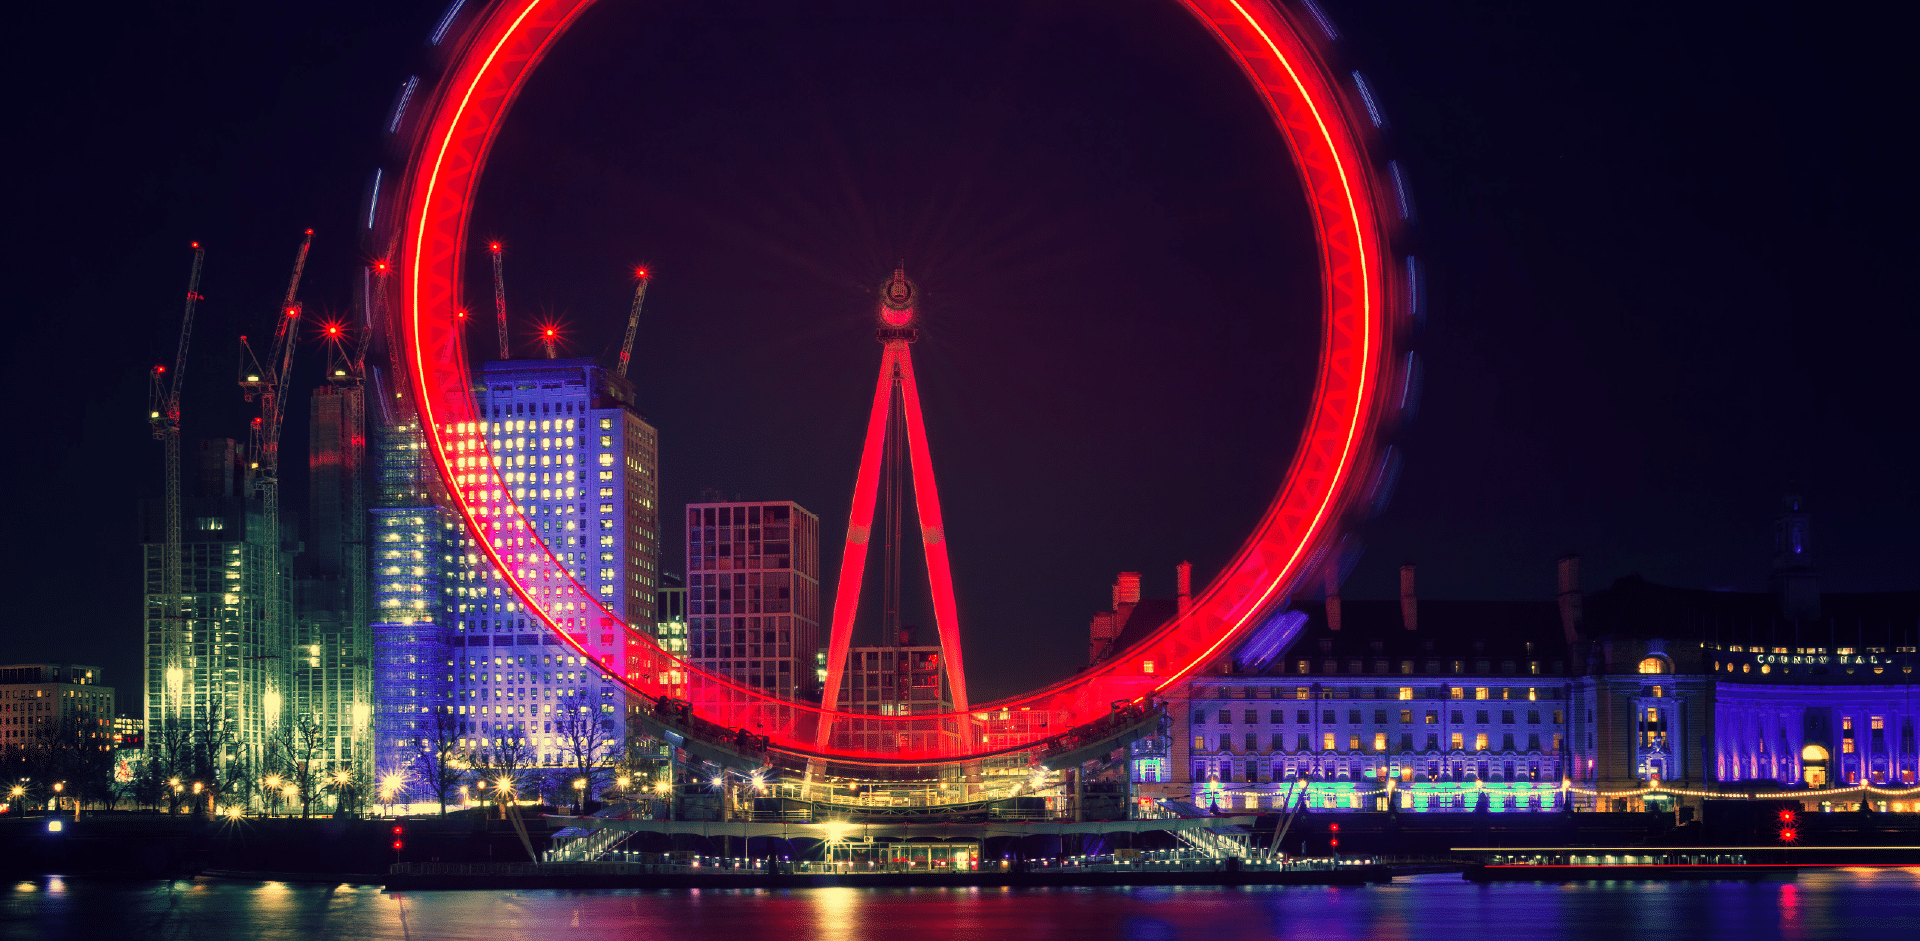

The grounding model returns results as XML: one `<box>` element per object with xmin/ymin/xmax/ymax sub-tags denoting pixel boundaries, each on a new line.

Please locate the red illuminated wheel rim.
<box><xmin>390</xmin><ymin>0</ymin><xmax>1403</xmax><ymax>764</ymax></box>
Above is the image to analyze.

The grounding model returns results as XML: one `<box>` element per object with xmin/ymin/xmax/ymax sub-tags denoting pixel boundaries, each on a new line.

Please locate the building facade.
<box><xmin>684</xmin><ymin>501</ymin><xmax>821</xmax><ymax>701</ymax></box>
<box><xmin>436</xmin><ymin>359</ymin><xmax>661</xmax><ymax>775</ymax></box>
<box><xmin>1142</xmin><ymin>565</ymin><xmax>1575</xmax><ymax>813</ymax></box>
<box><xmin>292</xmin><ymin>379</ymin><xmax>374</xmax><ymax>788</ymax></box>
<box><xmin>1138</xmin><ymin>501</ymin><xmax>1920</xmax><ymax>814</ymax></box>
<box><xmin>369</xmin><ymin>401</ymin><xmax>458</xmax><ymax>785</ymax></box>
<box><xmin>141</xmin><ymin>438</ymin><xmax>289</xmax><ymax>780</ymax></box>
<box><xmin>0</xmin><ymin>663</ymin><xmax>114</xmax><ymax>754</ymax></box>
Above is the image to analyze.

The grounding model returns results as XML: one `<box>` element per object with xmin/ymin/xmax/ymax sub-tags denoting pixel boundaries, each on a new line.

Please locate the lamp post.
<box><xmin>265</xmin><ymin>775</ymin><xmax>283</xmax><ymax>815</ymax></box>
<box><xmin>332</xmin><ymin>770</ymin><xmax>354</xmax><ymax>816</ymax></box>
<box><xmin>51</xmin><ymin>782</ymin><xmax>64</xmax><ymax>819</ymax></box>
<box><xmin>572</xmin><ymin>778</ymin><xmax>586</xmax><ymax>816</ymax></box>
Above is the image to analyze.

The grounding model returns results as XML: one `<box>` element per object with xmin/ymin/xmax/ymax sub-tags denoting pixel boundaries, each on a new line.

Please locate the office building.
<box><xmin>684</xmin><ymin>501</ymin><xmax>821</xmax><ymax>700</ymax></box>
<box><xmin>0</xmin><ymin>663</ymin><xmax>114</xmax><ymax>753</ymax></box>
<box><xmin>369</xmin><ymin>396</ymin><xmax>458</xmax><ymax>785</ymax></box>
<box><xmin>655</xmin><ymin>571</ymin><xmax>689</xmax><ymax>658</ymax></box>
<box><xmin>437</xmin><ymin>359</ymin><xmax>661</xmax><ymax>772</ymax></box>
<box><xmin>1141</xmin><ymin>498</ymin><xmax>1920</xmax><ymax>815</ymax></box>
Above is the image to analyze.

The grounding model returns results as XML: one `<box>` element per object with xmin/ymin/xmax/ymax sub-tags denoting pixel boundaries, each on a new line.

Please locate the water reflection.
<box><xmin>5</xmin><ymin>872</ymin><xmax>1920</xmax><ymax>940</ymax></box>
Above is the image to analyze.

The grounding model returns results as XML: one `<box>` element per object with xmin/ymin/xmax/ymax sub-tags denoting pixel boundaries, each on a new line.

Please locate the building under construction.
<box><xmin>141</xmin><ymin>237</ymin><xmax>379</xmax><ymax>802</ymax></box>
<box><xmin>139</xmin><ymin>438</ymin><xmax>290</xmax><ymax>778</ymax></box>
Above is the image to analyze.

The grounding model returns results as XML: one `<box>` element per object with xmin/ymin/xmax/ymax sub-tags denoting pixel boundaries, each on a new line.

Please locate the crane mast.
<box><xmin>148</xmin><ymin>242</ymin><xmax>205</xmax><ymax>738</ymax></box>
<box><xmin>239</xmin><ymin>231</ymin><xmax>312</xmax><ymax>727</ymax></box>
<box><xmin>615</xmin><ymin>268</ymin><xmax>650</xmax><ymax>380</ymax></box>
<box><xmin>489</xmin><ymin>241</ymin><xmax>509</xmax><ymax>359</ymax></box>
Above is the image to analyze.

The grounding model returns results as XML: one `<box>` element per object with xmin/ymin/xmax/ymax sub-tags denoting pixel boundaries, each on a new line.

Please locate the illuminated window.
<box><xmin>1475</xmin><ymin>687</ymin><xmax>1489</xmax><ymax>700</ymax></box>
<box><xmin>1873</xmin><ymin>717</ymin><xmax>1885</xmax><ymax>731</ymax></box>
<box><xmin>1348</xmin><ymin>734</ymin><xmax>1361</xmax><ymax>751</ymax></box>
<box><xmin>1637</xmin><ymin>656</ymin><xmax>1669</xmax><ymax>674</ymax></box>
<box><xmin>1398</xmin><ymin>687</ymin><xmax>1413</xmax><ymax>700</ymax></box>
<box><xmin>1374</xmin><ymin>733</ymin><xmax>1387</xmax><ymax>752</ymax></box>
<box><xmin>1474</xmin><ymin>733</ymin><xmax>1489</xmax><ymax>751</ymax></box>
<box><xmin>1651</xmin><ymin>686</ymin><xmax>1662</xmax><ymax>699</ymax></box>
<box><xmin>1449</xmin><ymin>732</ymin><xmax>1463</xmax><ymax>750</ymax></box>
<box><xmin>1322</xmin><ymin>732</ymin><xmax>1335</xmax><ymax>751</ymax></box>
<box><xmin>1843</xmin><ymin>740</ymin><xmax>1856</xmax><ymax>754</ymax></box>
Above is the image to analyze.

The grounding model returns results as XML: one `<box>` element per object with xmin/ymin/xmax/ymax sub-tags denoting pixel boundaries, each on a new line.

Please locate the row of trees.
<box><xmin>4</xmin><ymin>697</ymin><xmax>662</xmax><ymax>817</ymax></box>
<box><xmin>403</xmin><ymin>704</ymin><xmax>634</xmax><ymax>814</ymax></box>
<box><xmin>0</xmin><ymin>710</ymin><xmax>116</xmax><ymax>810</ymax></box>
<box><xmin>134</xmin><ymin>687</ymin><xmax>360</xmax><ymax>816</ymax></box>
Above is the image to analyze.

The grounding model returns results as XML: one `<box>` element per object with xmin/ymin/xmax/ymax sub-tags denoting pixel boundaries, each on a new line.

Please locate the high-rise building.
<box><xmin>0</xmin><ymin>664</ymin><xmax>114</xmax><ymax>754</ymax></box>
<box><xmin>437</xmin><ymin>358</ymin><xmax>661</xmax><ymax>773</ymax></box>
<box><xmin>292</xmin><ymin>379</ymin><xmax>374</xmax><ymax>787</ymax></box>
<box><xmin>141</xmin><ymin>438</ymin><xmax>290</xmax><ymax>779</ymax></box>
<box><xmin>368</xmin><ymin>394</ymin><xmax>458</xmax><ymax>788</ymax></box>
<box><xmin>684</xmin><ymin>501</ymin><xmax>821</xmax><ymax>701</ymax></box>
<box><xmin>655</xmin><ymin>571</ymin><xmax>689</xmax><ymax>658</ymax></box>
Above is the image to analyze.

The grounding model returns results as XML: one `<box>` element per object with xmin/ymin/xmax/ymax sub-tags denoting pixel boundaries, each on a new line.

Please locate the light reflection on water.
<box><xmin>3</xmin><ymin>871</ymin><xmax>1920</xmax><ymax>940</ymax></box>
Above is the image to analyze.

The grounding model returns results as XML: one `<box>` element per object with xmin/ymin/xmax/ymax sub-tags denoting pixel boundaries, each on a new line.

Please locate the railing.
<box><xmin>544</xmin><ymin>805</ymin><xmax>635</xmax><ymax>863</ymax></box>
<box><xmin>1136</xmin><ymin>801</ymin><xmax>1251</xmax><ymax>860</ymax></box>
<box><xmin>391</xmin><ymin>849</ymin><xmax>1381</xmax><ymax>879</ymax></box>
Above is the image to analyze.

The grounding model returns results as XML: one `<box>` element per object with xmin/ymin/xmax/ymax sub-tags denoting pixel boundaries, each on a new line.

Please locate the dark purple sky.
<box><xmin>6</xmin><ymin>0</ymin><xmax>1916</xmax><ymax>704</ymax></box>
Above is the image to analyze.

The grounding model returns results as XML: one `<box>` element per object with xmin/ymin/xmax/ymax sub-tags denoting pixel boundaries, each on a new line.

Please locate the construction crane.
<box><xmin>148</xmin><ymin>242</ymin><xmax>206</xmax><ymax>738</ymax></box>
<box><xmin>489</xmin><ymin>241</ymin><xmax>509</xmax><ymax>359</ymax></box>
<box><xmin>615</xmin><ymin>266</ymin><xmax>651</xmax><ymax>380</ymax></box>
<box><xmin>239</xmin><ymin>230</ymin><xmax>313</xmax><ymax>685</ymax></box>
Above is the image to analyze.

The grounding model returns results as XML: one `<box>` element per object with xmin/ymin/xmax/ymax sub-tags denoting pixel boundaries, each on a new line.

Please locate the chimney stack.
<box><xmin>1325</xmin><ymin>567</ymin><xmax>1343</xmax><ymax>632</ymax></box>
<box><xmin>1113</xmin><ymin>572</ymin><xmax>1142</xmax><ymax>610</ymax></box>
<box><xmin>1176</xmin><ymin>561</ymin><xmax>1192</xmax><ymax>615</ymax></box>
<box><xmin>1556</xmin><ymin>554</ymin><xmax>1583</xmax><ymax>645</ymax></box>
<box><xmin>1399</xmin><ymin>563</ymin><xmax>1417</xmax><ymax>631</ymax></box>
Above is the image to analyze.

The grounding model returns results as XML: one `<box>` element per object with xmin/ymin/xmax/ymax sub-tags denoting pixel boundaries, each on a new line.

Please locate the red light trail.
<box><xmin>388</xmin><ymin>0</ymin><xmax>1406</xmax><ymax>766</ymax></box>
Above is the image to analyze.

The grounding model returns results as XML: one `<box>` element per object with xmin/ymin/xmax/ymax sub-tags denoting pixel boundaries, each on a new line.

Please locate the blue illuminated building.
<box><xmin>368</xmin><ymin>385</ymin><xmax>456</xmax><ymax>784</ymax></box>
<box><xmin>371</xmin><ymin>358</ymin><xmax>663</xmax><ymax>800</ymax></box>
<box><xmin>441</xmin><ymin>359</ymin><xmax>661</xmax><ymax>778</ymax></box>
<box><xmin>1134</xmin><ymin>496</ymin><xmax>1920</xmax><ymax>815</ymax></box>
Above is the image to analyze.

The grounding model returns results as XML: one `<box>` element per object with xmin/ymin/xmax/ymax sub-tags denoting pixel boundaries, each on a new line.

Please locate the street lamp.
<box><xmin>331</xmin><ymin>770</ymin><xmax>354</xmax><ymax>815</ymax></box>
<box><xmin>380</xmin><ymin>772</ymin><xmax>406</xmax><ymax>814</ymax></box>
<box><xmin>572</xmin><ymin>778</ymin><xmax>586</xmax><ymax>815</ymax></box>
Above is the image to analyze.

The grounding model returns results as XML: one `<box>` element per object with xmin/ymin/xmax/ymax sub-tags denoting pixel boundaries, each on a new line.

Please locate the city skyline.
<box><xmin>5</xmin><ymin>0</ymin><xmax>1916</xmax><ymax>708</ymax></box>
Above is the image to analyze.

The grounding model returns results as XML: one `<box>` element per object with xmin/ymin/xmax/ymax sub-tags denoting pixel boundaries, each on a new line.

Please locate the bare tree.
<box><xmin>471</xmin><ymin>736</ymin><xmax>538</xmax><ymax>817</ymax></box>
<box><xmin>147</xmin><ymin>720</ymin><xmax>192</xmax><ymax>813</ymax></box>
<box><xmin>269</xmin><ymin>713</ymin><xmax>326</xmax><ymax>817</ymax></box>
<box><xmin>555</xmin><ymin>704</ymin><xmax>617</xmax><ymax>813</ymax></box>
<box><xmin>410</xmin><ymin>707</ymin><xmax>467</xmax><ymax>815</ymax></box>
<box><xmin>15</xmin><ymin>710</ymin><xmax>115</xmax><ymax>811</ymax></box>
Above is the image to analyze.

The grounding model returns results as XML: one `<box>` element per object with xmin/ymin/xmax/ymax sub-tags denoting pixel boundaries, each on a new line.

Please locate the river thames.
<box><xmin>6</xmin><ymin>870</ymin><xmax>1919</xmax><ymax>940</ymax></box>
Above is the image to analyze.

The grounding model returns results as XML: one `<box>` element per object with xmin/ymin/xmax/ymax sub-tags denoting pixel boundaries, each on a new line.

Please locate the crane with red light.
<box><xmin>147</xmin><ymin>241</ymin><xmax>206</xmax><ymax>740</ymax></box>
<box><xmin>615</xmin><ymin>267</ymin><xmax>650</xmax><ymax>380</ymax></box>
<box><xmin>239</xmin><ymin>230</ymin><xmax>314</xmax><ymax>677</ymax></box>
<box><xmin>488</xmin><ymin>241</ymin><xmax>509</xmax><ymax>359</ymax></box>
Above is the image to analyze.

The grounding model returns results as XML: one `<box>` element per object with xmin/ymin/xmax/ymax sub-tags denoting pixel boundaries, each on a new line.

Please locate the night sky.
<box><xmin>6</xmin><ymin>0</ymin><xmax>1915</xmax><ymax>705</ymax></box>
